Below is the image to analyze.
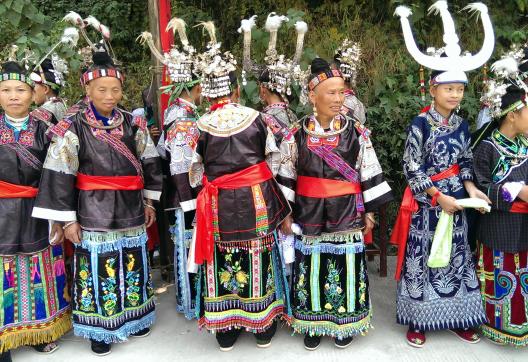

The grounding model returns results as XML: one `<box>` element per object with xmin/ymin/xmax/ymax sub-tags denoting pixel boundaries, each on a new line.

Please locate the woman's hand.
<box><xmin>64</xmin><ymin>222</ymin><xmax>82</xmax><ymax>244</ymax></box>
<box><xmin>465</xmin><ymin>180</ymin><xmax>491</xmax><ymax>213</ymax></box>
<box><xmin>437</xmin><ymin>194</ymin><xmax>463</xmax><ymax>215</ymax></box>
<box><xmin>280</xmin><ymin>214</ymin><xmax>293</xmax><ymax>235</ymax></box>
<box><xmin>50</xmin><ymin>223</ymin><xmax>65</xmax><ymax>245</ymax></box>
<box><xmin>363</xmin><ymin>213</ymin><xmax>375</xmax><ymax>236</ymax></box>
<box><xmin>145</xmin><ymin>207</ymin><xmax>156</xmax><ymax>228</ymax></box>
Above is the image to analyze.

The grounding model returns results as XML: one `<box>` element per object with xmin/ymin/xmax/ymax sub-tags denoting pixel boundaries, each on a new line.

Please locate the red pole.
<box><xmin>157</xmin><ymin>0</ymin><xmax>173</xmax><ymax>125</ymax></box>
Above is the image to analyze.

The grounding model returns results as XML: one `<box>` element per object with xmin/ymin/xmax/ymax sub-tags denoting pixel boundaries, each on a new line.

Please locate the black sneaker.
<box><xmin>131</xmin><ymin>328</ymin><xmax>151</xmax><ymax>338</ymax></box>
<box><xmin>334</xmin><ymin>336</ymin><xmax>353</xmax><ymax>349</ymax></box>
<box><xmin>304</xmin><ymin>335</ymin><xmax>321</xmax><ymax>351</ymax></box>
<box><xmin>91</xmin><ymin>340</ymin><xmax>111</xmax><ymax>356</ymax></box>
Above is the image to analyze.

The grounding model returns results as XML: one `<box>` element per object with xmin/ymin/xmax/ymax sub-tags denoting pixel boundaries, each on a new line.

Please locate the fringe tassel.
<box><xmin>290</xmin><ymin>311</ymin><xmax>372</xmax><ymax>339</ymax></box>
<box><xmin>216</xmin><ymin>233</ymin><xmax>277</xmax><ymax>254</ymax></box>
<box><xmin>54</xmin><ymin>258</ymin><xmax>66</xmax><ymax>277</ymax></box>
<box><xmin>301</xmin><ymin>231</ymin><xmax>363</xmax><ymax>244</ymax></box>
<box><xmin>481</xmin><ymin>324</ymin><xmax>528</xmax><ymax>347</ymax></box>
<box><xmin>80</xmin><ymin>229</ymin><xmax>147</xmax><ymax>253</ymax></box>
<box><xmin>295</xmin><ymin>239</ymin><xmax>364</xmax><ymax>255</ymax></box>
<box><xmin>0</xmin><ymin>310</ymin><xmax>72</xmax><ymax>353</ymax></box>
<box><xmin>199</xmin><ymin>302</ymin><xmax>284</xmax><ymax>334</ymax></box>
<box><xmin>204</xmin><ymin>292</ymin><xmax>276</xmax><ymax>313</ymax></box>
<box><xmin>74</xmin><ymin>310</ymin><xmax>155</xmax><ymax>344</ymax></box>
<box><xmin>75</xmin><ymin>297</ymin><xmax>155</xmax><ymax>329</ymax></box>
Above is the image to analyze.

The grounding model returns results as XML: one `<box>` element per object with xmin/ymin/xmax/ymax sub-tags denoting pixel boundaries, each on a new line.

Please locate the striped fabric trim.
<box><xmin>1</xmin><ymin>72</ymin><xmax>34</xmax><ymax>87</ymax></box>
<box><xmin>80</xmin><ymin>68</ymin><xmax>124</xmax><ymax>86</ymax></box>
<box><xmin>310</xmin><ymin>253</ymin><xmax>321</xmax><ymax>312</ymax></box>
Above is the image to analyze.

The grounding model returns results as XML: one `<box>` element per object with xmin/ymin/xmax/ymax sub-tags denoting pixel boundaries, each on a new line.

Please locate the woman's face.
<box><xmin>0</xmin><ymin>80</ymin><xmax>34</xmax><ymax>118</ymax></box>
<box><xmin>309</xmin><ymin>77</ymin><xmax>346</xmax><ymax>119</ymax></box>
<box><xmin>85</xmin><ymin>76</ymin><xmax>123</xmax><ymax>116</ymax></box>
<box><xmin>33</xmin><ymin>83</ymin><xmax>51</xmax><ymax>106</ymax></box>
<box><xmin>430</xmin><ymin>83</ymin><xmax>465</xmax><ymax>113</ymax></box>
<box><xmin>513</xmin><ymin>106</ymin><xmax>528</xmax><ymax>135</ymax></box>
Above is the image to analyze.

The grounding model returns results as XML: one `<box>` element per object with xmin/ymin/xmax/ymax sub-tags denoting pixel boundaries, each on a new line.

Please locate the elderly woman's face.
<box><xmin>309</xmin><ymin>77</ymin><xmax>346</xmax><ymax>119</ymax></box>
<box><xmin>0</xmin><ymin>80</ymin><xmax>34</xmax><ymax>118</ymax></box>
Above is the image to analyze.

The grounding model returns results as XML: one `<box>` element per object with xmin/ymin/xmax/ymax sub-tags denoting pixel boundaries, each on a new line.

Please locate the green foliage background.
<box><xmin>1</xmin><ymin>0</ymin><xmax>528</xmax><ymax>222</ymax></box>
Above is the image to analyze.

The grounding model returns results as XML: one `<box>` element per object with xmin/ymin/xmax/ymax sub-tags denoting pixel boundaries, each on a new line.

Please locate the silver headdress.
<box><xmin>30</xmin><ymin>27</ymin><xmax>79</xmax><ymax>89</ymax></box>
<box><xmin>334</xmin><ymin>39</ymin><xmax>361</xmax><ymax>87</ymax></box>
<box><xmin>481</xmin><ymin>46</ymin><xmax>528</xmax><ymax>119</ymax></box>
<box><xmin>138</xmin><ymin>17</ymin><xmax>196</xmax><ymax>84</ymax></box>
<box><xmin>395</xmin><ymin>1</ymin><xmax>494</xmax><ymax>84</ymax></box>
<box><xmin>239</xmin><ymin>13</ymin><xmax>307</xmax><ymax>98</ymax></box>
<box><xmin>194</xmin><ymin>21</ymin><xmax>237</xmax><ymax>99</ymax></box>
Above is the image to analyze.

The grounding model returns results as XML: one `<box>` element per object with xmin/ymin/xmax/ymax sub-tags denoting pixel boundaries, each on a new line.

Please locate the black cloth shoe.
<box><xmin>254</xmin><ymin>321</ymin><xmax>277</xmax><ymax>348</ymax></box>
<box><xmin>216</xmin><ymin>328</ymin><xmax>242</xmax><ymax>352</ymax></box>
<box><xmin>131</xmin><ymin>328</ymin><xmax>151</xmax><ymax>338</ymax></box>
<box><xmin>0</xmin><ymin>351</ymin><xmax>12</xmax><ymax>362</ymax></box>
<box><xmin>334</xmin><ymin>336</ymin><xmax>353</xmax><ymax>348</ymax></box>
<box><xmin>91</xmin><ymin>340</ymin><xmax>111</xmax><ymax>356</ymax></box>
<box><xmin>33</xmin><ymin>342</ymin><xmax>59</xmax><ymax>354</ymax></box>
<box><xmin>304</xmin><ymin>335</ymin><xmax>321</xmax><ymax>351</ymax></box>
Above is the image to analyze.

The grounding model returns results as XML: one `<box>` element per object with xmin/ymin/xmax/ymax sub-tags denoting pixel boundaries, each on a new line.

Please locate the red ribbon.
<box><xmin>511</xmin><ymin>201</ymin><xmax>528</xmax><ymax>213</ymax></box>
<box><xmin>296</xmin><ymin>175</ymin><xmax>361</xmax><ymax>198</ymax></box>
<box><xmin>76</xmin><ymin>173</ymin><xmax>144</xmax><ymax>191</ymax></box>
<box><xmin>0</xmin><ymin>180</ymin><xmax>38</xmax><ymax>198</ymax></box>
<box><xmin>194</xmin><ymin>162</ymin><xmax>273</xmax><ymax>264</ymax></box>
<box><xmin>391</xmin><ymin>164</ymin><xmax>460</xmax><ymax>280</ymax></box>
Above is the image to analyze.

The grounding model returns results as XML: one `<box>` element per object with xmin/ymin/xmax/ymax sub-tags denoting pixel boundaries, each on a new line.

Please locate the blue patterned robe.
<box><xmin>396</xmin><ymin>108</ymin><xmax>486</xmax><ymax>331</ymax></box>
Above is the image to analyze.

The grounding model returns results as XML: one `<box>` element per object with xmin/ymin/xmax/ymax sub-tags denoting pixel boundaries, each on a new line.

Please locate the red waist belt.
<box><xmin>0</xmin><ymin>180</ymin><xmax>38</xmax><ymax>198</ymax></box>
<box><xmin>195</xmin><ymin>162</ymin><xmax>273</xmax><ymax>265</ymax></box>
<box><xmin>76</xmin><ymin>173</ymin><xmax>144</xmax><ymax>191</ymax></box>
<box><xmin>390</xmin><ymin>164</ymin><xmax>460</xmax><ymax>280</ymax></box>
<box><xmin>296</xmin><ymin>175</ymin><xmax>361</xmax><ymax>198</ymax></box>
<box><xmin>511</xmin><ymin>201</ymin><xmax>528</xmax><ymax>213</ymax></box>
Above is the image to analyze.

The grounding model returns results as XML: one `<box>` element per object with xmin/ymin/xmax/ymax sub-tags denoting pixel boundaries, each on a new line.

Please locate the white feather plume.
<box><xmin>166</xmin><ymin>18</ymin><xmax>189</xmax><ymax>46</ymax></box>
<box><xmin>491</xmin><ymin>57</ymin><xmax>519</xmax><ymax>76</ymax></box>
<box><xmin>265</xmin><ymin>12</ymin><xmax>289</xmax><ymax>32</ymax></box>
<box><xmin>196</xmin><ymin>21</ymin><xmax>217</xmax><ymax>46</ymax></box>
<box><xmin>394</xmin><ymin>6</ymin><xmax>412</xmax><ymax>18</ymax></box>
<box><xmin>238</xmin><ymin>15</ymin><xmax>257</xmax><ymax>34</ymax></box>
<box><xmin>136</xmin><ymin>31</ymin><xmax>165</xmax><ymax>63</ymax></box>
<box><xmin>61</xmin><ymin>27</ymin><xmax>80</xmax><ymax>47</ymax></box>
<box><xmin>63</xmin><ymin>11</ymin><xmax>84</xmax><ymax>27</ymax></box>
<box><xmin>295</xmin><ymin>21</ymin><xmax>308</xmax><ymax>34</ymax></box>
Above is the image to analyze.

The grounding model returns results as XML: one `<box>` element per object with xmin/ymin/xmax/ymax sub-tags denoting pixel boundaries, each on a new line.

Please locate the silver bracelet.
<box><xmin>144</xmin><ymin>203</ymin><xmax>156</xmax><ymax>211</ymax></box>
<box><xmin>62</xmin><ymin>221</ymin><xmax>76</xmax><ymax>230</ymax></box>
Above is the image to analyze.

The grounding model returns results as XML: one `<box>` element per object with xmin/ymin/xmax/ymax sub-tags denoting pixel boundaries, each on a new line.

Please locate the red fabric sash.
<box><xmin>511</xmin><ymin>201</ymin><xmax>528</xmax><ymax>213</ymax></box>
<box><xmin>195</xmin><ymin>162</ymin><xmax>273</xmax><ymax>264</ymax></box>
<box><xmin>76</xmin><ymin>173</ymin><xmax>144</xmax><ymax>191</ymax></box>
<box><xmin>0</xmin><ymin>180</ymin><xmax>38</xmax><ymax>198</ymax></box>
<box><xmin>296</xmin><ymin>175</ymin><xmax>361</xmax><ymax>198</ymax></box>
<box><xmin>391</xmin><ymin>164</ymin><xmax>460</xmax><ymax>280</ymax></box>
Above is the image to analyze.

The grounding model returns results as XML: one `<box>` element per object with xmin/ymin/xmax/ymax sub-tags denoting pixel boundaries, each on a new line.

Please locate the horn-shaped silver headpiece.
<box><xmin>395</xmin><ymin>1</ymin><xmax>494</xmax><ymax>83</ymax></box>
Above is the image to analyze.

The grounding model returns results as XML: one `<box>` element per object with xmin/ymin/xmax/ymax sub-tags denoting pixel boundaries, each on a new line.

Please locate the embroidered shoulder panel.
<box><xmin>30</xmin><ymin>108</ymin><xmax>52</xmax><ymax>123</ymax></box>
<box><xmin>197</xmin><ymin>104</ymin><xmax>258</xmax><ymax>137</ymax></box>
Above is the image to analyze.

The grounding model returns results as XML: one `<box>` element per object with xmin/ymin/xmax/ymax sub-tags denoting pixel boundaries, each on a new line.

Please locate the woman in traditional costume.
<box><xmin>473</xmin><ymin>51</ymin><xmax>528</xmax><ymax>347</ymax></box>
<box><xmin>187</xmin><ymin>22</ymin><xmax>291</xmax><ymax>351</ymax></box>
<box><xmin>283</xmin><ymin>57</ymin><xmax>392</xmax><ymax>350</ymax></box>
<box><xmin>0</xmin><ymin>54</ymin><xmax>70</xmax><ymax>361</ymax></box>
<box><xmin>392</xmin><ymin>1</ymin><xmax>494</xmax><ymax>347</ymax></box>
<box><xmin>139</xmin><ymin>18</ymin><xmax>202</xmax><ymax>320</ymax></box>
<box><xmin>32</xmin><ymin>20</ymin><xmax>162</xmax><ymax>355</ymax></box>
